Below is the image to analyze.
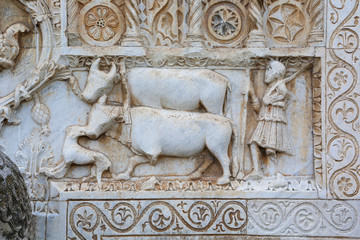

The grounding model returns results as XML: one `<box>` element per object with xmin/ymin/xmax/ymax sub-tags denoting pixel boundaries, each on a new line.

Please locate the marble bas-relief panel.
<box><xmin>0</xmin><ymin>0</ymin><xmax>360</xmax><ymax>239</ymax></box>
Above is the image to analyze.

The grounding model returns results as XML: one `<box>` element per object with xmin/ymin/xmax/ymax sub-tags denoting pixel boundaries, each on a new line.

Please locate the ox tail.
<box><xmin>230</xmin><ymin>120</ymin><xmax>240</xmax><ymax>178</ymax></box>
<box><xmin>224</xmin><ymin>81</ymin><xmax>232</xmax><ymax>117</ymax></box>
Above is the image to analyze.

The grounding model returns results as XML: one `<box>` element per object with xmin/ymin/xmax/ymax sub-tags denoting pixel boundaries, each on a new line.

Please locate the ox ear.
<box><xmin>90</xmin><ymin>58</ymin><xmax>101</xmax><ymax>72</ymax></box>
<box><xmin>97</xmin><ymin>95</ymin><xmax>107</xmax><ymax>105</ymax></box>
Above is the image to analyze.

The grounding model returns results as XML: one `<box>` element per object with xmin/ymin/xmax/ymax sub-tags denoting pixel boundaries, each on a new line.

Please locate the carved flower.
<box><xmin>334</xmin><ymin>71</ymin><xmax>348</xmax><ymax>86</ymax></box>
<box><xmin>296</xmin><ymin>209</ymin><xmax>315</xmax><ymax>230</ymax></box>
<box><xmin>76</xmin><ymin>210</ymin><xmax>93</xmax><ymax>228</ymax></box>
<box><xmin>211</xmin><ymin>8</ymin><xmax>239</xmax><ymax>37</ymax></box>
<box><xmin>267</xmin><ymin>3</ymin><xmax>306</xmax><ymax>43</ymax></box>
<box><xmin>337</xmin><ymin>177</ymin><xmax>353</xmax><ymax>192</ymax></box>
<box><xmin>85</xmin><ymin>6</ymin><xmax>119</xmax><ymax>41</ymax></box>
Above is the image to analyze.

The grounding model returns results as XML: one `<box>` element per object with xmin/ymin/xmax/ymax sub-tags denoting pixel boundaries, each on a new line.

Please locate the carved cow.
<box><xmin>127</xmin><ymin>68</ymin><xmax>231</xmax><ymax>115</ymax></box>
<box><xmin>113</xmin><ymin>107</ymin><xmax>238</xmax><ymax>185</ymax></box>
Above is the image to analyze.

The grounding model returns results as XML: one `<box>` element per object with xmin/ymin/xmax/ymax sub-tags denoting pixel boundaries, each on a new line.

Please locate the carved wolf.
<box><xmin>127</xmin><ymin>68</ymin><xmax>231</xmax><ymax>115</ymax></box>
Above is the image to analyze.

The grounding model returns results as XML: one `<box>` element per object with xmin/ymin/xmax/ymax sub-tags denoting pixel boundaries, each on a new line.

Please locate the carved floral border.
<box><xmin>326</xmin><ymin>0</ymin><xmax>360</xmax><ymax>199</ymax></box>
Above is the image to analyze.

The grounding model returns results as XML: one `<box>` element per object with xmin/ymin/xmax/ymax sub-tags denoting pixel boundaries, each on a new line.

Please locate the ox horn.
<box><xmin>90</xmin><ymin>58</ymin><xmax>101</xmax><ymax>72</ymax></box>
<box><xmin>107</xmin><ymin>62</ymin><xmax>117</xmax><ymax>80</ymax></box>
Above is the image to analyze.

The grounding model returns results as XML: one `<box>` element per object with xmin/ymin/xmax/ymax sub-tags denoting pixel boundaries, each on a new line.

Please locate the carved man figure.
<box><xmin>246</xmin><ymin>60</ymin><xmax>311</xmax><ymax>179</ymax></box>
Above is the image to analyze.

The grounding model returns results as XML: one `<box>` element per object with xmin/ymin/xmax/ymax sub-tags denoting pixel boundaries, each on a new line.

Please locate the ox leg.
<box><xmin>206</xmin><ymin>131</ymin><xmax>232</xmax><ymax>185</ymax></box>
<box><xmin>200</xmin><ymin>87</ymin><xmax>225</xmax><ymax>115</ymax></box>
<box><xmin>207</xmin><ymin>147</ymin><xmax>231</xmax><ymax>185</ymax></box>
<box><xmin>214</xmin><ymin>153</ymin><xmax>231</xmax><ymax>185</ymax></box>
<box><xmin>201</xmin><ymin>100</ymin><xmax>224</xmax><ymax>116</ymax></box>
<box><xmin>93</xmin><ymin>152</ymin><xmax>112</xmax><ymax>189</ymax></box>
<box><xmin>188</xmin><ymin>154</ymin><xmax>213</xmax><ymax>180</ymax></box>
<box><xmin>114</xmin><ymin>155</ymin><xmax>148</xmax><ymax>180</ymax></box>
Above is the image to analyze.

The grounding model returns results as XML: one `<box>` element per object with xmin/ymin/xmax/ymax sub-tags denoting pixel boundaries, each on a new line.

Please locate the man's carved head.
<box><xmin>265</xmin><ymin>60</ymin><xmax>286</xmax><ymax>84</ymax></box>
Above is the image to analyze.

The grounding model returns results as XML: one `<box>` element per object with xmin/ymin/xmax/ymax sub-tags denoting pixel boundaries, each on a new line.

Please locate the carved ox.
<box><xmin>79</xmin><ymin>61</ymin><xmax>231</xmax><ymax>115</ymax></box>
<box><xmin>42</xmin><ymin>97</ymin><xmax>239</xmax><ymax>186</ymax></box>
<box><xmin>127</xmin><ymin>68</ymin><xmax>231</xmax><ymax>115</ymax></box>
<box><xmin>113</xmin><ymin>106</ymin><xmax>239</xmax><ymax>185</ymax></box>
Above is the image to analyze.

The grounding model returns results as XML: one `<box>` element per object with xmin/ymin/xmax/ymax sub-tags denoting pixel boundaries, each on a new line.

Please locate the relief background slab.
<box><xmin>0</xmin><ymin>0</ymin><xmax>359</xmax><ymax>239</ymax></box>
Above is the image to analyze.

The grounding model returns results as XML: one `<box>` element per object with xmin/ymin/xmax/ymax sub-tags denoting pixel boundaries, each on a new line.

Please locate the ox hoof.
<box><xmin>236</xmin><ymin>171</ymin><xmax>245</xmax><ymax>180</ymax></box>
<box><xmin>244</xmin><ymin>170</ymin><xmax>264</xmax><ymax>181</ymax></box>
<box><xmin>216</xmin><ymin>177</ymin><xmax>230</xmax><ymax>185</ymax></box>
<box><xmin>114</xmin><ymin>172</ymin><xmax>131</xmax><ymax>180</ymax></box>
<box><xmin>188</xmin><ymin>171</ymin><xmax>202</xmax><ymax>180</ymax></box>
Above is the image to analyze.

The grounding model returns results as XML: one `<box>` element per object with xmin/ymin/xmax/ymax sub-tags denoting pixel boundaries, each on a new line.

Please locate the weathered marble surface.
<box><xmin>0</xmin><ymin>0</ymin><xmax>359</xmax><ymax>239</ymax></box>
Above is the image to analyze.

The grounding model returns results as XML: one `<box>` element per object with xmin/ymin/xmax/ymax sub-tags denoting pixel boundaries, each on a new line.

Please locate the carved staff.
<box><xmin>186</xmin><ymin>0</ymin><xmax>205</xmax><ymax>47</ymax></box>
<box><xmin>122</xmin><ymin>0</ymin><xmax>142</xmax><ymax>46</ymax></box>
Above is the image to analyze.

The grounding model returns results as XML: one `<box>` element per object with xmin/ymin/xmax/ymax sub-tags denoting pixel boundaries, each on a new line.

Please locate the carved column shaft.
<box><xmin>308</xmin><ymin>0</ymin><xmax>324</xmax><ymax>44</ymax></box>
<box><xmin>122</xmin><ymin>0</ymin><xmax>142</xmax><ymax>46</ymax></box>
<box><xmin>186</xmin><ymin>0</ymin><xmax>205</xmax><ymax>47</ymax></box>
<box><xmin>67</xmin><ymin>0</ymin><xmax>78</xmax><ymax>32</ymax></box>
<box><xmin>246</xmin><ymin>0</ymin><xmax>266</xmax><ymax>47</ymax></box>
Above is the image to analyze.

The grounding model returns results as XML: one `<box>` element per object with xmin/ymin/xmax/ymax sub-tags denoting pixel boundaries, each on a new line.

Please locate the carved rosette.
<box><xmin>203</xmin><ymin>0</ymin><xmax>248</xmax><ymax>47</ymax></box>
<box><xmin>263</xmin><ymin>0</ymin><xmax>310</xmax><ymax>46</ymax></box>
<box><xmin>78</xmin><ymin>0</ymin><xmax>125</xmax><ymax>46</ymax></box>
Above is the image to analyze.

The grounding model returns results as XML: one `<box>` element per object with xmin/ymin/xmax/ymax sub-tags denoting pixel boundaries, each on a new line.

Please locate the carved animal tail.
<box><xmin>41</xmin><ymin>157</ymin><xmax>68</xmax><ymax>179</ymax></box>
<box><xmin>230</xmin><ymin>120</ymin><xmax>240</xmax><ymax>178</ymax></box>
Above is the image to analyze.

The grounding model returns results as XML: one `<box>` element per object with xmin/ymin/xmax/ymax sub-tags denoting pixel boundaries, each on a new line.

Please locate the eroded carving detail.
<box><xmin>0</xmin><ymin>23</ymin><xmax>30</xmax><ymax>71</ymax></box>
<box><xmin>248</xmin><ymin>200</ymin><xmax>358</xmax><ymax>236</ymax></box>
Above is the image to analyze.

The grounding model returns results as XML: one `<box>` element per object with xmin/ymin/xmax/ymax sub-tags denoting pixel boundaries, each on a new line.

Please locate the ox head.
<box><xmin>81</xmin><ymin>58</ymin><xmax>117</xmax><ymax>104</ymax></box>
<box><xmin>86</xmin><ymin>95</ymin><xmax>124</xmax><ymax>139</ymax></box>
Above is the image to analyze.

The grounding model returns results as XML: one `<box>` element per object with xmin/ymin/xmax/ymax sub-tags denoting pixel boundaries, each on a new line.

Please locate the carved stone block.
<box><xmin>0</xmin><ymin>0</ymin><xmax>360</xmax><ymax>239</ymax></box>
